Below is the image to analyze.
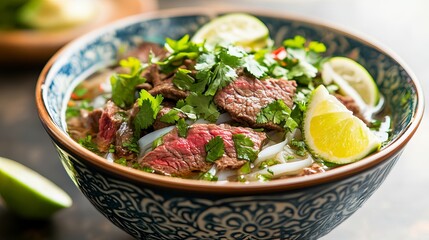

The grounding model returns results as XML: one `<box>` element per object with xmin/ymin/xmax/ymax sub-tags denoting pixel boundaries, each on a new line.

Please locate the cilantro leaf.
<box><xmin>134</xmin><ymin>90</ymin><xmax>164</xmax><ymax>135</ymax></box>
<box><xmin>160</xmin><ymin>35</ymin><xmax>202</xmax><ymax>73</ymax></box>
<box><xmin>78</xmin><ymin>135</ymin><xmax>99</xmax><ymax>153</ymax></box>
<box><xmin>177</xmin><ymin>118</ymin><xmax>189</xmax><ymax>138</ymax></box>
<box><xmin>152</xmin><ymin>136</ymin><xmax>163</xmax><ymax>150</ymax></box>
<box><xmin>110</xmin><ymin>57</ymin><xmax>146</xmax><ymax>108</ymax></box>
<box><xmin>195</xmin><ymin>53</ymin><xmax>216</xmax><ymax>71</ymax></box>
<box><xmin>183</xmin><ymin>93</ymin><xmax>219</xmax><ymax>122</ymax></box>
<box><xmin>243</xmin><ymin>55</ymin><xmax>267</xmax><ymax>78</ymax></box>
<box><xmin>233</xmin><ymin>134</ymin><xmax>259</xmax><ymax>162</ymax></box>
<box><xmin>283</xmin><ymin>35</ymin><xmax>306</xmax><ymax>49</ymax></box>
<box><xmin>172</xmin><ymin>68</ymin><xmax>195</xmax><ymax>91</ymax></box>
<box><xmin>256</xmin><ymin>99</ymin><xmax>298</xmax><ymax>132</ymax></box>
<box><xmin>290</xmin><ymin>139</ymin><xmax>307</xmax><ymax>156</ymax></box>
<box><xmin>199</xmin><ymin>172</ymin><xmax>218</xmax><ymax>181</ymax></box>
<box><xmin>159</xmin><ymin>109</ymin><xmax>180</xmax><ymax>124</ymax></box>
<box><xmin>205</xmin><ymin>62</ymin><xmax>236</xmax><ymax>96</ymax></box>
<box><xmin>205</xmin><ymin>136</ymin><xmax>225</xmax><ymax>162</ymax></box>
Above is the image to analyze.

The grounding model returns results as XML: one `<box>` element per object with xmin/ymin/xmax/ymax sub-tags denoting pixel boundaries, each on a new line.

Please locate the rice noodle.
<box><xmin>253</xmin><ymin>131</ymin><xmax>294</xmax><ymax>166</ymax></box>
<box><xmin>138</xmin><ymin>126</ymin><xmax>175</xmax><ymax>155</ymax></box>
<box><xmin>242</xmin><ymin>157</ymin><xmax>313</xmax><ymax>181</ymax></box>
<box><xmin>216</xmin><ymin>112</ymin><xmax>233</xmax><ymax>124</ymax></box>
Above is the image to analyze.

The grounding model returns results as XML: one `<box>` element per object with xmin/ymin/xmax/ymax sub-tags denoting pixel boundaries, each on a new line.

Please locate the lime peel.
<box><xmin>0</xmin><ymin>156</ymin><xmax>72</xmax><ymax>219</ymax></box>
<box><xmin>191</xmin><ymin>13</ymin><xmax>270</xmax><ymax>50</ymax></box>
<box><xmin>322</xmin><ymin>56</ymin><xmax>380</xmax><ymax>108</ymax></box>
<box><xmin>303</xmin><ymin>86</ymin><xmax>381</xmax><ymax>164</ymax></box>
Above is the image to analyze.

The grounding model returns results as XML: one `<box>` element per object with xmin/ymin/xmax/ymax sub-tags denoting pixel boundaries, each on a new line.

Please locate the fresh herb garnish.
<box><xmin>256</xmin><ymin>99</ymin><xmax>298</xmax><ymax>132</ymax></box>
<box><xmin>114</xmin><ymin>157</ymin><xmax>127</xmax><ymax>166</ymax></box>
<box><xmin>233</xmin><ymin>134</ymin><xmax>258</xmax><ymax>162</ymax></box>
<box><xmin>110</xmin><ymin>57</ymin><xmax>147</xmax><ymax>108</ymax></box>
<box><xmin>199</xmin><ymin>172</ymin><xmax>218</xmax><ymax>181</ymax></box>
<box><xmin>123</xmin><ymin>140</ymin><xmax>139</xmax><ymax>153</ymax></box>
<box><xmin>160</xmin><ymin>35</ymin><xmax>202</xmax><ymax>73</ymax></box>
<box><xmin>133</xmin><ymin>90</ymin><xmax>164</xmax><ymax>135</ymax></box>
<box><xmin>290</xmin><ymin>139</ymin><xmax>307</xmax><ymax>157</ymax></box>
<box><xmin>66</xmin><ymin>100</ymin><xmax>93</xmax><ymax>120</ymax></box>
<box><xmin>152</xmin><ymin>136</ymin><xmax>163</xmax><ymax>150</ymax></box>
<box><xmin>78</xmin><ymin>135</ymin><xmax>99</xmax><ymax>153</ymax></box>
<box><xmin>159</xmin><ymin>109</ymin><xmax>181</xmax><ymax>124</ymax></box>
<box><xmin>239</xmin><ymin>161</ymin><xmax>251</xmax><ymax>174</ymax></box>
<box><xmin>177</xmin><ymin>118</ymin><xmax>189</xmax><ymax>138</ymax></box>
<box><xmin>205</xmin><ymin>136</ymin><xmax>225</xmax><ymax>162</ymax></box>
<box><xmin>259</xmin><ymin>159</ymin><xmax>280</xmax><ymax>169</ymax></box>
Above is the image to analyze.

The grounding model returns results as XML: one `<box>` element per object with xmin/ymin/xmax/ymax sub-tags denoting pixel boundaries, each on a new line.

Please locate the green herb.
<box><xmin>66</xmin><ymin>100</ymin><xmax>94</xmax><ymax>120</ymax></box>
<box><xmin>78</xmin><ymin>135</ymin><xmax>99</xmax><ymax>153</ymax></box>
<box><xmin>160</xmin><ymin>35</ymin><xmax>202</xmax><ymax>73</ymax></box>
<box><xmin>233</xmin><ymin>134</ymin><xmax>258</xmax><ymax>162</ymax></box>
<box><xmin>256</xmin><ymin>173</ymin><xmax>273</xmax><ymax>181</ymax></box>
<box><xmin>205</xmin><ymin>136</ymin><xmax>225</xmax><ymax>162</ymax></box>
<box><xmin>133</xmin><ymin>90</ymin><xmax>164</xmax><ymax>135</ymax></box>
<box><xmin>152</xmin><ymin>136</ymin><xmax>163</xmax><ymax>150</ymax></box>
<box><xmin>256</xmin><ymin>99</ymin><xmax>298</xmax><ymax>132</ymax></box>
<box><xmin>172</xmin><ymin>68</ymin><xmax>195</xmax><ymax>91</ymax></box>
<box><xmin>243</xmin><ymin>55</ymin><xmax>267</xmax><ymax>78</ymax></box>
<box><xmin>108</xmin><ymin>144</ymin><xmax>115</xmax><ymax>153</ymax></box>
<box><xmin>71</xmin><ymin>87</ymin><xmax>88</xmax><ymax>99</ymax></box>
<box><xmin>141</xmin><ymin>165</ymin><xmax>155</xmax><ymax>173</ymax></box>
<box><xmin>259</xmin><ymin>159</ymin><xmax>280</xmax><ymax>169</ymax></box>
<box><xmin>110</xmin><ymin>57</ymin><xmax>147</xmax><ymax>108</ymax></box>
<box><xmin>290</xmin><ymin>139</ymin><xmax>307</xmax><ymax>156</ymax></box>
<box><xmin>239</xmin><ymin>162</ymin><xmax>251</xmax><ymax>174</ymax></box>
<box><xmin>180</xmin><ymin>93</ymin><xmax>220</xmax><ymax>122</ymax></box>
<box><xmin>114</xmin><ymin>157</ymin><xmax>127</xmax><ymax>166</ymax></box>
<box><xmin>370</xmin><ymin>119</ymin><xmax>382</xmax><ymax>130</ymax></box>
<box><xmin>177</xmin><ymin>118</ymin><xmax>189</xmax><ymax>138</ymax></box>
<box><xmin>159</xmin><ymin>109</ymin><xmax>181</xmax><ymax>124</ymax></box>
<box><xmin>123</xmin><ymin>141</ymin><xmax>139</xmax><ymax>153</ymax></box>
<box><xmin>199</xmin><ymin>172</ymin><xmax>218</xmax><ymax>181</ymax></box>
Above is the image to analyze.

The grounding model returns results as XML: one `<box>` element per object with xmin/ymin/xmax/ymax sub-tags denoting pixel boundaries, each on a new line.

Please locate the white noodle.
<box><xmin>216</xmin><ymin>112</ymin><xmax>233</xmax><ymax>124</ymax></box>
<box><xmin>242</xmin><ymin>157</ymin><xmax>313</xmax><ymax>181</ymax></box>
<box><xmin>137</xmin><ymin>126</ymin><xmax>175</xmax><ymax>155</ymax></box>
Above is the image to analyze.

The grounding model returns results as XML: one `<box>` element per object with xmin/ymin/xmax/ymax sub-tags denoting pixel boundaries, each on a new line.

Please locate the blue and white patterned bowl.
<box><xmin>36</xmin><ymin>8</ymin><xmax>424</xmax><ymax>240</ymax></box>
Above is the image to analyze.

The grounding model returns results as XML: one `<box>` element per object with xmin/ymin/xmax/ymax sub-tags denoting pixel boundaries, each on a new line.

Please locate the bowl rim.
<box><xmin>35</xmin><ymin>7</ymin><xmax>425</xmax><ymax>194</ymax></box>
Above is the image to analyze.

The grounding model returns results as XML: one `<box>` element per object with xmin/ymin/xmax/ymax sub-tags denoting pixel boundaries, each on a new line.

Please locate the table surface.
<box><xmin>0</xmin><ymin>0</ymin><xmax>428</xmax><ymax>239</ymax></box>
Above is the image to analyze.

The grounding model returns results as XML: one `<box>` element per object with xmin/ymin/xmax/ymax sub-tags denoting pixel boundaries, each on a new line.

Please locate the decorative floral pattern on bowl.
<box><xmin>38</xmin><ymin>9</ymin><xmax>423</xmax><ymax>240</ymax></box>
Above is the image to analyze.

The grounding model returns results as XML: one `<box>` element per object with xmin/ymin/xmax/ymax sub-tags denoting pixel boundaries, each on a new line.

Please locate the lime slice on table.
<box><xmin>0</xmin><ymin>156</ymin><xmax>72</xmax><ymax>219</ymax></box>
<box><xmin>191</xmin><ymin>13</ymin><xmax>271</xmax><ymax>50</ymax></box>
<box><xmin>322</xmin><ymin>56</ymin><xmax>380</xmax><ymax>110</ymax></box>
<box><xmin>303</xmin><ymin>85</ymin><xmax>381</xmax><ymax>165</ymax></box>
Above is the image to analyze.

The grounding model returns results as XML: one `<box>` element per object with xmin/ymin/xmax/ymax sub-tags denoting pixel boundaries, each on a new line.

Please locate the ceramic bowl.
<box><xmin>35</xmin><ymin>8</ymin><xmax>424</xmax><ymax>240</ymax></box>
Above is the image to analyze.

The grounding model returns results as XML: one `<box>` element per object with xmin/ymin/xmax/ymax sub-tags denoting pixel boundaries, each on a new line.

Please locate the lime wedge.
<box><xmin>0</xmin><ymin>156</ymin><xmax>72</xmax><ymax>219</ymax></box>
<box><xmin>303</xmin><ymin>85</ymin><xmax>381</xmax><ymax>164</ymax></box>
<box><xmin>192</xmin><ymin>13</ymin><xmax>270</xmax><ymax>50</ymax></box>
<box><xmin>322</xmin><ymin>57</ymin><xmax>380</xmax><ymax>108</ymax></box>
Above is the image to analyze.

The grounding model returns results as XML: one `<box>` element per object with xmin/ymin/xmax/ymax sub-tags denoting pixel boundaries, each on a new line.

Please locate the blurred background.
<box><xmin>0</xmin><ymin>0</ymin><xmax>427</xmax><ymax>239</ymax></box>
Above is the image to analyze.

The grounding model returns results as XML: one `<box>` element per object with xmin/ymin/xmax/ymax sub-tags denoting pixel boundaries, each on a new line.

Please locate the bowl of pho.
<box><xmin>36</xmin><ymin>8</ymin><xmax>424</xmax><ymax>240</ymax></box>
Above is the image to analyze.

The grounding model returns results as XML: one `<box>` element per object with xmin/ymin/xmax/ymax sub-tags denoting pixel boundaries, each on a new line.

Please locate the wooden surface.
<box><xmin>0</xmin><ymin>0</ymin><xmax>428</xmax><ymax>239</ymax></box>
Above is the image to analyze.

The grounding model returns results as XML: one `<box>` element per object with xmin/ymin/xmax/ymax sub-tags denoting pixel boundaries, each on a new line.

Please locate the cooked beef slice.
<box><xmin>148</xmin><ymin>76</ymin><xmax>188</xmax><ymax>100</ymax></box>
<box><xmin>335</xmin><ymin>94</ymin><xmax>368</xmax><ymax>124</ymax></box>
<box><xmin>67</xmin><ymin>108</ymin><xmax>102</xmax><ymax>141</ymax></box>
<box><xmin>96</xmin><ymin>101</ymin><xmax>126</xmax><ymax>152</ymax></box>
<box><xmin>115</xmin><ymin>122</ymin><xmax>137</xmax><ymax>160</ymax></box>
<box><xmin>214</xmin><ymin>76</ymin><xmax>297</xmax><ymax>130</ymax></box>
<box><xmin>139</xmin><ymin>124</ymin><xmax>267</xmax><ymax>177</ymax></box>
<box><xmin>153</xmin><ymin>102</ymin><xmax>187</xmax><ymax>130</ymax></box>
